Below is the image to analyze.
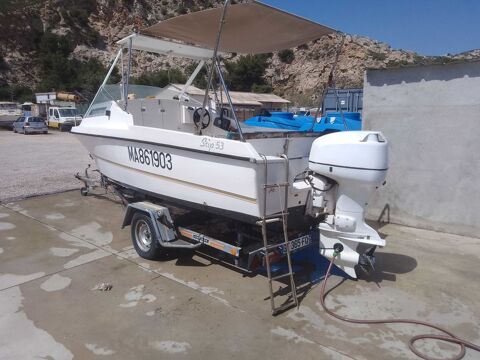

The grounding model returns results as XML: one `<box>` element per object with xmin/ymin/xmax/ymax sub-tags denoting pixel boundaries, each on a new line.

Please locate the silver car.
<box><xmin>12</xmin><ymin>116</ymin><xmax>48</xmax><ymax>134</ymax></box>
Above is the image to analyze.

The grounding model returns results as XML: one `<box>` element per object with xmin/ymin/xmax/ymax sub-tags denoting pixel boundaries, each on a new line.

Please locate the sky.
<box><xmin>262</xmin><ymin>0</ymin><xmax>480</xmax><ymax>56</ymax></box>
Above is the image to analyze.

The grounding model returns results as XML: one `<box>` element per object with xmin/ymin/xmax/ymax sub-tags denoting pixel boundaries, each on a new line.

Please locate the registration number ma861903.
<box><xmin>127</xmin><ymin>146</ymin><xmax>173</xmax><ymax>170</ymax></box>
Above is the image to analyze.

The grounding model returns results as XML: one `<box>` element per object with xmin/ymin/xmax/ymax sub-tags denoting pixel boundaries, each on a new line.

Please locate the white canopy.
<box><xmin>116</xmin><ymin>34</ymin><xmax>218</xmax><ymax>60</ymax></box>
<box><xmin>140</xmin><ymin>1</ymin><xmax>336</xmax><ymax>54</ymax></box>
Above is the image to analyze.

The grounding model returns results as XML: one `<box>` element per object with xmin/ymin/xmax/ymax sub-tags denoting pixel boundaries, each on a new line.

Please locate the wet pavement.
<box><xmin>0</xmin><ymin>191</ymin><xmax>479</xmax><ymax>359</ymax></box>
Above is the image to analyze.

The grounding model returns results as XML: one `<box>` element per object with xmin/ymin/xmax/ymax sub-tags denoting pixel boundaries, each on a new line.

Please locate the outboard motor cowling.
<box><xmin>309</xmin><ymin>131</ymin><xmax>388</xmax><ymax>278</ymax></box>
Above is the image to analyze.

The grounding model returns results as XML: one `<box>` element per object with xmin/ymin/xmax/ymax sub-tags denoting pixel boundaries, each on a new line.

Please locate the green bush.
<box><xmin>76</xmin><ymin>58</ymin><xmax>120</xmax><ymax>100</ymax></box>
<box><xmin>177</xmin><ymin>4</ymin><xmax>187</xmax><ymax>14</ymax></box>
<box><xmin>371</xmin><ymin>52</ymin><xmax>387</xmax><ymax>61</ymax></box>
<box><xmin>386</xmin><ymin>59</ymin><xmax>411</xmax><ymax>68</ymax></box>
<box><xmin>35</xmin><ymin>31</ymin><xmax>118</xmax><ymax>101</ymax></box>
<box><xmin>70</xmin><ymin>8</ymin><xmax>90</xmax><ymax>27</ymax></box>
<box><xmin>38</xmin><ymin>31</ymin><xmax>73</xmax><ymax>58</ymax></box>
<box><xmin>37</xmin><ymin>32</ymin><xmax>76</xmax><ymax>91</ymax></box>
<box><xmin>132</xmin><ymin>69</ymin><xmax>186</xmax><ymax>88</ymax></box>
<box><xmin>251</xmin><ymin>84</ymin><xmax>272</xmax><ymax>93</ymax></box>
<box><xmin>224</xmin><ymin>54</ymin><xmax>270</xmax><ymax>92</ymax></box>
<box><xmin>278</xmin><ymin>49</ymin><xmax>295</xmax><ymax>64</ymax></box>
<box><xmin>0</xmin><ymin>86</ymin><xmax>34</xmax><ymax>103</ymax></box>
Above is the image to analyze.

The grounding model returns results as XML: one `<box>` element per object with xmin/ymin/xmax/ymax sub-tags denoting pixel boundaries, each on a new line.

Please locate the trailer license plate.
<box><xmin>279</xmin><ymin>235</ymin><xmax>311</xmax><ymax>255</ymax></box>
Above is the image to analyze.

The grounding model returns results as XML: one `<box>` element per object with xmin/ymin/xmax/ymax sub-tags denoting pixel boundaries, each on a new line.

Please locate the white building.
<box><xmin>167</xmin><ymin>83</ymin><xmax>290</xmax><ymax>121</ymax></box>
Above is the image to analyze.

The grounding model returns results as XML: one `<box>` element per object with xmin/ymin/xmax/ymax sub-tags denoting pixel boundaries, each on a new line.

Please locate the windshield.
<box><xmin>29</xmin><ymin>117</ymin><xmax>44</xmax><ymax>122</ymax></box>
<box><xmin>58</xmin><ymin>108</ymin><xmax>78</xmax><ymax>117</ymax></box>
<box><xmin>0</xmin><ymin>103</ymin><xmax>18</xmax><ymax>110</ymax></box>
<box><xmin>85</xmin><ymin>84</ymin><xmax>164</xmax><ymax>118</ymax></box>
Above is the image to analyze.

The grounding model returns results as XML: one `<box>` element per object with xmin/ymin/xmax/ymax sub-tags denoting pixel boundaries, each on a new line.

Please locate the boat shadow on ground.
<box><xmin>363</xmin><ymin>220</ymin><xmax>418</xmax><ymax>283</ymax></box>
<box><xmin>168</xmin><ymin>249</ymin><xmax>418</xmax><ymax>310</ymax></box>
<box><xmin>358</xmin><ymin>252</ymin><xmax>418</xmax><ymax>284</ymax></box>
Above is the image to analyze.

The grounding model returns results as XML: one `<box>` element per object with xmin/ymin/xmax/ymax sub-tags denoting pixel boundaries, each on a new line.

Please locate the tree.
<box><xmin>224</xmin><ymin>54</ymin><xmax>269</xmax><ymax>92</ymax></box>
<box><xmin>0</xmin><ymin>86</ymin><xmax>34</xmax><ymax>103</ymax></box>
<box><xmin>251</xmin><ymin>84</ymin><xmax>272</xmax><ymax>93</ymax></box>
<box><xmin>75</xmin><ymin>58</ymin><xmax>120</xmax><ymax>100</ymax></box>
<box><xmin>37</xmin><ymin>32</ymin><xmax>76</xmax><ymax>91</ymax></box>
<box><xmin>35</xmin><ymin>31</ymin><xmax>118</xmax><ymax>101</ymax></box>
<box><xmin>132</xmin><ymin>69</ymin><xmax>186</xmax><ymax>88</ymax></box>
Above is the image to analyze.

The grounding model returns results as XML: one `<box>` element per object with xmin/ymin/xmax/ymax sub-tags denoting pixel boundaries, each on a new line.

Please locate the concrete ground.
<box><xmin>0</xmin><ymin>128</ymin><xmax>92</xmax><ymax>202</ymax></box>
<box><xmin>0</xmin><ymin>190</ymin><xmax>479</xmax><ymax>360</ymax></box>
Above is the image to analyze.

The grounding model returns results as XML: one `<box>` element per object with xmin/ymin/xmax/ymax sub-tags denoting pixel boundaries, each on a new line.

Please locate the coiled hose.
<box><xmin>320</xmin><ymin>254</ymin><xmax>480</xmax><ymax>360</ymax></box>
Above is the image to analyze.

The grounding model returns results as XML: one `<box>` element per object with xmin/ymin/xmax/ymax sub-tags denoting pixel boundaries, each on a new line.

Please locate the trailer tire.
<box><xmin>80</xmin><ymin>187</ymin><xmax>89</xmax><ymax>196</ymax></box>
<box><xmin>131</xmin><ymin>212</ymin><xmax>165</xmax><ymax>260</ymax></box>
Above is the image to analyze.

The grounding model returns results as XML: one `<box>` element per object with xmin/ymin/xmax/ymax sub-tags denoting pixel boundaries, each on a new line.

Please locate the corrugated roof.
<box><xmin>227</xmin><ymin>91</ymin><xmax>290</xmax><ymax>104</ymax></box>
<box><xmin>170</xmin><ymin>83</ymin><xmax>290</xmax><ymax>105</ymax></box>
<box><xmin>169</xmin><ymin>83</ymin><xmax>205</xmax><ymax>96</ymax></box>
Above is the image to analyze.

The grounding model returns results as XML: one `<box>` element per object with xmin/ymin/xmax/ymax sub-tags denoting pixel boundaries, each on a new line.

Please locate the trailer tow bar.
<box><xmin>75</xmin><ymin>163</ymin><xmax>99</xmax><ymax>196</ymax></box>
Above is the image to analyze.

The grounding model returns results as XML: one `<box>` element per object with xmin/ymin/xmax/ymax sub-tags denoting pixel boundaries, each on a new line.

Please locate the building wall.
<box><xmin>363</xmin><ymin>61</ymin><xmax>480</xmax><ymax>238</ymax></box>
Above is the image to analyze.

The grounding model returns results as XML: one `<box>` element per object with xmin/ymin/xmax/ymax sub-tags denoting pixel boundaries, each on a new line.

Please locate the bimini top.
<box><xmin>139</xmin><ymin>1</ymin><xmax>336</xmax><ymax>54</ymax></box>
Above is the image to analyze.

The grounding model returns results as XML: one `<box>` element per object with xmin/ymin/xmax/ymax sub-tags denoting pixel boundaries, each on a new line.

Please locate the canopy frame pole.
<box><xmin>214</xmin><ymin>59</ymin><xmax>245</xmax><ymax>142</ymax></box>
<box><xmin>124</xmin><ymin>37</ymin><xmax>133</xmax><ymax>111</ymax></box>
<box><xmin>312</xmin><ymin>33</ymin><xmax>346</xmax><ymax>130</ymax></box>
<box><xmin>201</xmin><ymin>0</ymin><xmax>245</xmax><ymax>141</ymax></box>
<box><xmin>202</xmin><ymin>0</ymin><xmax>229</xmax><ymax>108</ymax></box>
<box><xmin>120</xmin><ymin>49</ymin><xmax>125</xmax><ymax>102</ymax></box>
<box><xmin>200</xmin><ymin>0</ymin><xmax>230</xmax><ymax>134</ymax></box>
<box><xmin>84</xmin><ymin>48</ymin><xmax>122</xmax><ymax>118</ymax></box>
<box><xmin>179</xmin><ymin>60</ymin><xmax>205</xmax><ymax>101</ymax></box>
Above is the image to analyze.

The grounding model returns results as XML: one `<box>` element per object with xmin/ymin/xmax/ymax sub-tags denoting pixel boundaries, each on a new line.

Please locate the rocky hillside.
<box><xmin>0</xmin><ymin>0</ymin><xmax>478</xmax><ymax>105</ymax></box>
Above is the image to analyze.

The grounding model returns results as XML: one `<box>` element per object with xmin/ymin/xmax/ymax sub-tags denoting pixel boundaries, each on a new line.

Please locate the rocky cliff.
<box><xmin>0</xmin><ymin>0</ymin><xmax>478</xmax><ymax>105</ymax></box>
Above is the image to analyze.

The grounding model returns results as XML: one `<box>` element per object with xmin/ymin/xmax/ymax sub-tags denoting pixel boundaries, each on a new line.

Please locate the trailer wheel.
<box><xmin>80</xmin><ymin>187</ymin><xmax>89</xmax><ymax>196</ymax></box>
<box><xmin>131</xmin><ymin>212</ymin><xmax>165</xmax><ymax>260</ymax></box>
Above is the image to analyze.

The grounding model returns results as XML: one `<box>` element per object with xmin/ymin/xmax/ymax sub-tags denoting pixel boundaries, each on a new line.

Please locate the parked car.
<box><xmin>12</xmin><ymin>116</ymin><xmax>48</xmax><ymax>134</ymax></box>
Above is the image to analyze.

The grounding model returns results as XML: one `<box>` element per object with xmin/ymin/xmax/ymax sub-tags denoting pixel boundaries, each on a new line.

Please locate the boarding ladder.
<box><xmin>258</xmin><ymin>154</ymin><xmax>299</xmax><ymax>315</ymax></box>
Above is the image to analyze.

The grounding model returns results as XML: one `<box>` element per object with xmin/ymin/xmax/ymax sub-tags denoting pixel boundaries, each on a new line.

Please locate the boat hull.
<box><xmin>0</xmin><ymin>114</ymin><xmax>20</xmax><ymax>126</ymax></box>
<box><xmin>74</xmin><ymin>131</ymin><xmax>312</xmax><ymax>226</ymax></box>
<box><xmin>72</xmin><ymin>101</ymin><xmax>314</xmax><ymax>226</ymax></box>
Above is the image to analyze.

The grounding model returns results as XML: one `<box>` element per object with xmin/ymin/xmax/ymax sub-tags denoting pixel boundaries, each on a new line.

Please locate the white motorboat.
<box><xmin>73</xmin><ymin>1</ymin><xmax>388</xmax><ymax>278</ymax></box>
<box><xmin>0</xmin><ymin>101</ymin><xmax>22</xmax><ymax>126</ymax></box>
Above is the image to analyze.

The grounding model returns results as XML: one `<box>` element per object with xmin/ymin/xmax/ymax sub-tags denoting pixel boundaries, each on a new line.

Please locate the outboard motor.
<box><xmin>308</xmin><ymin>131</ymin><xmax>388</xmax><ymax>278</ymax></box>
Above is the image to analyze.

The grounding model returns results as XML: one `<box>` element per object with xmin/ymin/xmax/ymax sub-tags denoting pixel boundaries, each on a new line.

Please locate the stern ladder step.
<box><xmin>259</xmin><ymin>153</ymin><xmax>299</xmax><ymax>315</ymax></box>
<box><xmin>271</xmin><ymin>272</ymin><xmax>295</xmax><ymax>282</ymax></box>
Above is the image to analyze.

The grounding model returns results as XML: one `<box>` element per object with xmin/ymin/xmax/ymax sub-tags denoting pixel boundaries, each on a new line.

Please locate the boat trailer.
<box><xmin>121</xmin><ymin>201</ymin><xmax>314</xmax><ymax>276</ymax></box>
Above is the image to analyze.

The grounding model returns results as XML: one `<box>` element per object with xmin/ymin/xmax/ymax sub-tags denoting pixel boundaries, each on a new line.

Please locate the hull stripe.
<box><xmin>308</xmin><ymin>160</ymin><xmax>388</xmax><ymax>171</ymax></box>
<box><xmin>96</xmin><ymin>155</ymin><xmax>258</xmax><ymax>204</ymax></box>
<box><xmin>74</xmin><ymin>132</ymin><xmax>255</xmax><ymax>162</ymax></box>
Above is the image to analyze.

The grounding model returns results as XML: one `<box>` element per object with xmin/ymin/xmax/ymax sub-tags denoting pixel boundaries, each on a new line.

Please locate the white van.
<box><xmin>48</xmin><ymin>106</ymin><xmax>82</xmax><ymax>131</ymax></box>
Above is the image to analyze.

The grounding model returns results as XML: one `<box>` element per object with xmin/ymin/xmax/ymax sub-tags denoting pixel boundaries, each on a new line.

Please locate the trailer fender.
<box><xmin>122</xmin><ymin>202</ymin><xmax>176</xmax><ymax>242</ymax></box>
<box><xmin>122</xmin><ymin>205</ymin><xmax>144</xmax><ymax>229</ymax></box>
